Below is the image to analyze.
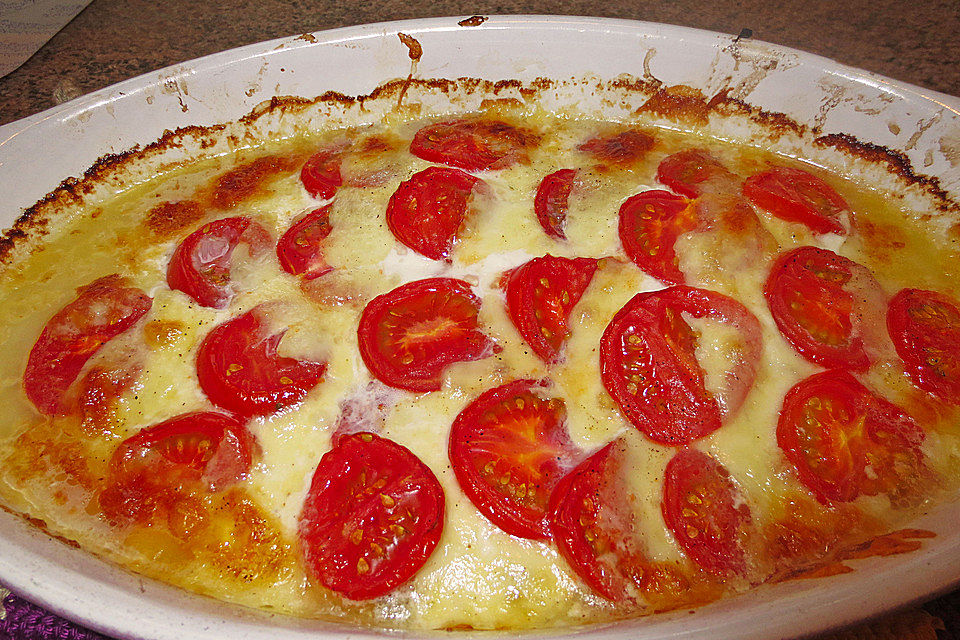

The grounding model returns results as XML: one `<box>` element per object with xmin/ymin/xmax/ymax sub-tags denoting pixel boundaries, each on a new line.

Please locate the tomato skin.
<box><xmin>196</xmin><ymin>307</ymin><xmax>326</xmax><ymax>417</ymax></box>
<box><xmin>386</xmin><ymin>167</ymin><xmax>482</xmax><ymax>261</ymax></box>
<box><xmin>449</xmin><ymin>380</ymin><xmax>580</xmax><ymax>540</ymax></box>
<box><xmin>534</xmin><ymin>169</ymin><xmax>576</xmax><ymax>240</ymax></box>
<box><xmin>111</xmin><ymin>411</ymin><xmax>255</xmax><ymax>490</ymax></box>
<box><xmin>600</xmin><ymin>286</ymin><xmax>762</xmax><ymax>446</ymax></box>
<box><xmin>300</xmin><ymin>148</ymin><xmax>343</xmax><ymax>200</ymax></box>
<box><xmin>99</xmin><ymin>411</ymin><xmax>255</xmax><ymax>524</ymax></box>
<box><xmin>410</xmin><ymin>119</ymin><xmax>537</xmax><ymax>171</ymax></box>
<box><xmin>504</xmin><ymin>255</ymin><xmax>598</xmax><ymax>362</ymax></box>
<box><xmin>357</xmin><ymin>278</ymin><xmax>497</xmax><ymax>392</ymax></box>
<box><xmin>618</xmin><ymin>189</ymin><xmax>696</xmax><ymax>285</ymax></box>
<box><xmin>548</xmin><ymin>438</ymin><xmax>640</xmax><ymax>600</ymax></box>
<box><xmin>888</xmin><ymin>288</ymin><xmax>960</xmax><ymax>403</ymax></box>
<box><xmin>777</xmin><ymin>370</ymin><xmax>925</xmax><ymax>504</ymax></box>
<box><xmin>657</xmin><ymin>149</ymin><xmax>734</xmax><ymax>197</ymax></box>
<box><xmin>662</xmin><ymin>449</ymin><xmax>749</xmax><ymax>576</ymax></box>
<box><xmin>764</xmin><ymin>246</ymin><xmax>882</xmax><ymax>371</ymax></box>
<box><xmin>577</xmin><ymin>130</ymin><xmax>655</xmax><ymax>166</ymax></box>
<box><xmin>24</xmin><ymin>275</ymin><xmax>152</xmax><ymax>415</ymax></box>
<box><xmin>276</xmin><ymin>205</ymin><xmax>334</xmax><ymax>280</ymax></box>
<box><xmin>167</xmin><ymin>217</ymin><xmax>271</xmax><ymax>309</ymax></box>
<box><xmin>298</xmin><ymin>432</ymin><xmax>445</xmax><ymax>600</ymax></box>
<box><xmin>743</xmin><ymin>166</ymin><xmax>849</xmax><ymax>235</ymax></box>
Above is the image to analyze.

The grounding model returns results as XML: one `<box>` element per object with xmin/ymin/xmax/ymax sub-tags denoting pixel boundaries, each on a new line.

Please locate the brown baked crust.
<box><xmin>4</xmin><ymin>74</ymin><xmax>956</xmax><ymax>270</ymax></box>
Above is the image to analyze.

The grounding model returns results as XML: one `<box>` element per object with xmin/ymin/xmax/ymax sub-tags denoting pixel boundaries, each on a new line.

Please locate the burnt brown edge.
<box><xmin>813</xmin><ymin>132</ymin><xmax>958</xmax><ymax>207</ymax></box>
<box><xmin>2</xmin><ymin>75</ymin><xmax>958</xmax><ymax>266</ymax></box>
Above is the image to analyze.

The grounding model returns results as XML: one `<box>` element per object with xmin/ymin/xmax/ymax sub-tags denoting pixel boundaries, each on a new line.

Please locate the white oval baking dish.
<box><xmin>1</xmin><ymin>14</ymin><xmax>960</xmax><ymax>640</ymax></box>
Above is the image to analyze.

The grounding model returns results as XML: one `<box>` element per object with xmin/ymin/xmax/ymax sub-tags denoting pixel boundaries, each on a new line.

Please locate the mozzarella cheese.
<box><xmin>0</xmin><ymin>106</ymin><xmax>958</xmax><ymax>631</ymax></box>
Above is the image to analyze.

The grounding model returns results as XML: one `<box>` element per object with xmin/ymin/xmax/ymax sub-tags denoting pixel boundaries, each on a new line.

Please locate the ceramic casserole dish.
<box><xmin>1</xmin><ymin>14</ymin><xmax>959</xmax><ymax>640</ymax></box>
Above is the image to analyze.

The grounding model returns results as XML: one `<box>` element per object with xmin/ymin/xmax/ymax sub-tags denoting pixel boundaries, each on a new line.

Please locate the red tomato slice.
<box><xmin>276</xmin><ymin>205</ymin><xmax>334</xmax><ymax>280</ymax></box>
<box><xmin>662</xmin><ymin>449</ymin><xmax>750</xmax><ymax>575</ymax></box>
<box><xmin>577</xmin><ymin>130</ymin><xmax>655</xmax><ymax>166</ymax></box>
<box><xmin>23</xmin><ymin>275</ymin><xmax>152</xmax><ymax>415</ymax></box>
<box><xmin>765</xmin><ymin>246</ymin><xmax>884</xmax><ymax>371</ymax></box>
<box><xmin>449</xmin><ymin>380</ymin><xmax>580</xmax><ymax>540</ymax></box>
<box><xmin>657</xmin><ymin>149</ymin><xmax>735</xmax><ymax>197</ymax></box>
<box><xmin>777</xmin><ymin>370</ymin><xmax>926</xmax><ymax>503</ymax></box>
<box><xmin>99</xmin><ymin>411</ymin><xmax>255</xmax><ymax>525</ymax></box>
<box><xmin>167</xmin><ymin>217</ymin><xmax>271</xmax><ymax>308</ymax></box>
<box><xmin>358</xmin><ymin>278</ymin><xmax>497</xmax><ymax>392</ymax></box>
<box><xmin>548</xmin><ymin>438</ymin><xmax>644</xmax><ymax>600</ymax></box>
<box><xmin>600</xmin><ymin>286</ymin><xmax>762</xmax><ymax>446</ymax></box>
<box><xmin>504</xmin><ymin>255</ymin><xmax>598</xmax><ymax>363</ymax></box>
<box><xmin>743</xmin><ymin>165</ymin><xmax>849</xmax><ymax>235</ymax></box>
<box><xmin>409</xmin><ymin>118</ymin><xmax>538</xmax><ymax>171</ymax></box>
<box><xmin>618</xmin><ymin>189</ymin><xmax>697</xmax><ymax>285</ymax></box>
<box><xmin>386</xmin><ymin>167</ymin><xmax>482</xmax><ymax>261</ymax></box>
<box><xmin>300</xmin><ymin>148</ymin><xmax>343</xmax><ymax>199</ymax></box>
<box><xmin>298</xmin><ymin>432</ymin><xmax>445</xmax><ymax>600</ymax></box>
<box><xmin>888</xmin><ymin>288</ymin><xmax>960</xmax><ymax>403</ymax></box>
<box><xmin>196</xmin><ymin>306</ymin><xmax>327</xmax><ymax>417</ymax></box>
<box><xmin>111</xmin><ymin>411</ymin><xmax>255</xmax><ymax>490</ymax></box>
<box><xmin>534</xmin><ymin>168</ymin><xmax>576</xmax><ymax>239</ymax></box>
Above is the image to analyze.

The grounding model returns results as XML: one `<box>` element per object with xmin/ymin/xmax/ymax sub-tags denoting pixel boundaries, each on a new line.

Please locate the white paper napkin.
<box><xmin>0</xmin><ymin>0</ymin><xmax>93</xmax><ymax>78</ymax></box>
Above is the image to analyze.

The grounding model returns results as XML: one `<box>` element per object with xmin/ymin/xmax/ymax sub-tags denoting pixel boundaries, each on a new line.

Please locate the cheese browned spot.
<box><xmin>211</xmin><ymin>155</ymin><xmax>303</xmax><ymax>209</ymax></box>
<box><xmin>145</xmin><ymin>200</ymin><xmax>205</xmax><ymax>237</ymax></box>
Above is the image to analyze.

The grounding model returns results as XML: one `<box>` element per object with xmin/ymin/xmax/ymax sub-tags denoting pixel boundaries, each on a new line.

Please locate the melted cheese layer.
<box><xmin>0</xmin><ymin>109</ymin><xmax>958</xmax><ymax>630</ymax></box>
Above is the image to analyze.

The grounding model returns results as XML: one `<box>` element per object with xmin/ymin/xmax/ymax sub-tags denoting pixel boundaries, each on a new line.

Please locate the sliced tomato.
<box><xmin>277</xmin><ymin>205</ymin><xmax>334</xmax><ymax>280</ymax></box>
<box><xmin>777</xmin><ymin>370</ymin><xmax>926</xmax><ymax>503</ymax></box>
<box><xmin>657</xmin><ymin>149</ymin><xmax>734</xmax><ymax>198</ymax></box>
<box><xmin>548</xmin><ymin>438</ymin><xmax>643</xmax><ymax>600</ymax></box>
<box><xmin>386</xmin><ymin>167</ymin><xmax>482</xmax><ymax>261</ymax></box>
<box><xmin>662</xmin><ymin>449</ymin><xmax>749</xmax><ymax>575</ymax></box>
<box><xmin>765</xmin><ymin>246</ymin><xmax>884</xmax><ymax>371</ymax></box>
<box><xmin>358</xmin><ymin>278</ymin><xmax>497</xmax><ymax>392</ymax></box>
<box><xmin>618</xmin><ymin>189</ymin><xmax>697</xmax><ymax>285</ymax></box>
<box><xmin>298</xmin><ymin>432</ymin><xmax>445</xmax><ymax>600</ymax></box>
<box><xmin>300</xmin><ymin>148</ymin><xmax>343</xmax><ymax>200</ymax></box>
<box><xmin>504</xmin><ymin>255</ymin><xmax>598</xmax><ymax>362</ymax></box>
<box><xmin>449</xmin><ymin>380</ymin><xmax>580</xmax><ymax>539</ymax></box>
<box><xmin>577</xmin><ymin>130</ymin><xmax>655</xmax><ymax>166</ymax></box>
<box><xmin>23</xmin><ymin>275</ymin><xmax>152</xmax><ymax>415</ymax></box>
<box><xmin>111</xmin><ymin>411</ymin><xmax>255</xmax><ymax>490</ymax></box>
<box><xmin>167</xmin><ymin>217</ymin><xmax>271</xmax><ymax>308</ymax></box>
<box><xmin>196</xmin><ymin>306</ymin><xmax>326</xmax><ymax>417</ymax></box>
<box><xmin>888</xmin><ymin>288</ymin><xmax>960</xmax><ymax>403</ymax></box>
<box><xmin>99</xmin><ymin>411</ymin><xmax>255</xmax><ymax>524</ymax></box>
<box><xmin>743</xmin><ymin>165</ymin><xmax>849</xmax><ymax>236</ymax></box>
<box><xmin>534</xmin><ymin>168</ymin><xmax>576</xmax><ymax>239</ymax></box>
<box><xmin>600</xmin><ymin>286</ymin><xmax>762</xmax><ymax>446</ymax></box>
<box><xmin>409</xmin><ymin>118</ymin><xmax>538</xmax><ymax>171</ymax></box>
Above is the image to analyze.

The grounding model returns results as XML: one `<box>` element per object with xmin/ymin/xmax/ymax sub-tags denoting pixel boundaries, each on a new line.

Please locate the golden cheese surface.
<box><xmin>0</xmin><ymin>104</ymin><xmax>958</xmax><ymax>631</ymax></box>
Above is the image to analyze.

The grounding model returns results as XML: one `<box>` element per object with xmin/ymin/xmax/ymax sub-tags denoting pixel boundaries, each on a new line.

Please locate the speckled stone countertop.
<box><xmin>0</xmin><ymin>1</ymin><xmax>959</xmax><ymax>639</ymax></box>
<box><xmin>0</xmin><ymin>0</ymin><xmax>958</xmax><ymax>125</ymax></box>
